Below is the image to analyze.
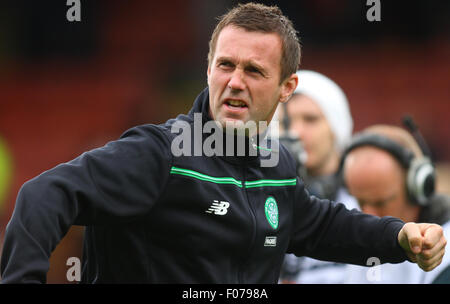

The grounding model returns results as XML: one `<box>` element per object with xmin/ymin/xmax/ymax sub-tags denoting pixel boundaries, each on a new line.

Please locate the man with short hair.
<box><xmin>0</xmin><ymin>3</ymin><xmax>446</xmax><ymax>284</ymax></box>
<box><xmin>342</xmin><ymin>125</ymin><xmax>450</xmax><ymax>283</ymax></box>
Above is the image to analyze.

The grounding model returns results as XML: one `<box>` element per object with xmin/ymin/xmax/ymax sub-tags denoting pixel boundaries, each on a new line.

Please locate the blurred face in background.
<box><xmin>285</xmin><ymin>94</ymin><xmax>338</xmax><ymax>176</ymax></box>
<box><xmin>207</xmin><ymin>26</ymin><xmax>297</xmax><ymax>134</ymax></box>
<box><xmin>343</xmin><ymin>146</ymin><xmax>420</xmax><ymax>223</ymax></box>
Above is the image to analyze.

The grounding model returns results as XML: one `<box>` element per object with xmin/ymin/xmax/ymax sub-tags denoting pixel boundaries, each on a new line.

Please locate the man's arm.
<box><xmin>288</xmin><ymin>179</ymin><xmax>446</xmax><ymax>271</ymax></box>
<box><xmin>287</xmin><ymin>178</ymin><xmax>407</xmax><ymax>265</ymax></box>
<box><xmin>0</xmin><ymin>125</ymin><xmax>172</xmax><ymax>283</ymax></box>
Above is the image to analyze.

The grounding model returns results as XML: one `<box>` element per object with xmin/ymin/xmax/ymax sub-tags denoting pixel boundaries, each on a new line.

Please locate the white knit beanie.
<box><xmin>292</xmin><ymin>70</ymin><xmax>353</xmax><ymax>151</ymax></box>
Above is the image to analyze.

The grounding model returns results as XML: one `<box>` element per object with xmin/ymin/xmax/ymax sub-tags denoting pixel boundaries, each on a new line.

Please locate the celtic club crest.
<box><xmin>264</xmin><ymin>196</ymin><xmax>278</xmax><ymax>230</ymax></box>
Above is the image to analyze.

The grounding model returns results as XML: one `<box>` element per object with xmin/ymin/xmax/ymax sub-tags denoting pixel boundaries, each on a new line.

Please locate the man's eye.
<box><xmin>247</xmin><ymin>67</ymin><xmax>261</xmax><ymax>74</ymax></box>
<box><xmin>219</xmin><ymin>61</ymin><xmax>233</xmax><ymax>68</ymax></box>
<box><xmin>303</xmin><ymin>115</ymin><xmax>319</xmax><ymax>123</ymax></box>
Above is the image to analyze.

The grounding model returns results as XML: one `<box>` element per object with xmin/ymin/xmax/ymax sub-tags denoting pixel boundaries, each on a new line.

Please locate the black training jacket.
<box><xmin>0</xmin><ymin>88</ymin><xmax>408</xmax><ymax>283</ymax></box>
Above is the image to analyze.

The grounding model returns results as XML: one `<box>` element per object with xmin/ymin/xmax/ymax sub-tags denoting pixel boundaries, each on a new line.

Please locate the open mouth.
<box><xmin>224</xmin><ymin>99</ymin><xmax>248</xmax><ymax>109</ymax></box>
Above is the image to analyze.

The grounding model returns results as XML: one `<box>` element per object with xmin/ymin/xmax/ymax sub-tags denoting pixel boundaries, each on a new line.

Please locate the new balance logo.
<box><xmin>206</xmin><ymin>200</ymin><xmax>230</xmax><ymax>215</ymax></box>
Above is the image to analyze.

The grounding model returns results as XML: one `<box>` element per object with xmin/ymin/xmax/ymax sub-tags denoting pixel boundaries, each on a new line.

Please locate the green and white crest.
<box><xmin>264</xmin><ymin>196</ymin><xmax>278</xmax><ymax>230</ymax></box>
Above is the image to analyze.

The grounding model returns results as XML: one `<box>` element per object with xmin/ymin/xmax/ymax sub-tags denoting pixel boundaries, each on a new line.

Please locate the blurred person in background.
<box><xmin>277</xmin><ymin>70</ymin><xmax>359</xmax><ymax>284</ymax></box>
<box><xmin>341</xmin><ymin>125</ymin><xmax>450</xmax><ymax>283</ymax></box>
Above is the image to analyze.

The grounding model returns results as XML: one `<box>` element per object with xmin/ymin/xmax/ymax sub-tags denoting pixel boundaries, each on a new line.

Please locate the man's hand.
<box><xmin>398</xmin><ymin>222</ymin><xmax>446</xmax><ymax>271</ymax></box>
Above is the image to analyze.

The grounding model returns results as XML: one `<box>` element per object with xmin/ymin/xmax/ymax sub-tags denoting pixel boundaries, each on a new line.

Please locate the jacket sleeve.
<box><xmin>287</xmin><ymin>178</ymin><xmax>408</xmax><ymax>266</ymax></box>
<box><xmin>0</xmin><ymin>125</ymin><xmax>172</xmax><ymax>283</ymax></box>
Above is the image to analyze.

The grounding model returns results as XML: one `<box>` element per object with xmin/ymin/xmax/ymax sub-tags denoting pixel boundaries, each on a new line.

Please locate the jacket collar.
<box><xmin>188</xmin><ymin>87</ymin><xmax>211</xmax><ymax>123</ymax></box>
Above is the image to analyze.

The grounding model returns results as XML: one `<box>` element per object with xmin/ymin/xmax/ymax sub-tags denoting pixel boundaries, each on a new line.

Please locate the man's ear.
<box><xmin>280</xmin><ymin>73</ymin><xmax>298</xmax><ymax>103</ymax></box>
<box><xmin>207</xmin><ymin>66</ymin><xmax>211</xmax><ymax>86</ymax></box>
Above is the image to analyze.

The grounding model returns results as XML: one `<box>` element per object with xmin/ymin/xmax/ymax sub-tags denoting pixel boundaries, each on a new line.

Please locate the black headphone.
<box><xmin>339</xmin><ymin>117</ymin><xmax>435</xmax><ymax>206</ymax></box>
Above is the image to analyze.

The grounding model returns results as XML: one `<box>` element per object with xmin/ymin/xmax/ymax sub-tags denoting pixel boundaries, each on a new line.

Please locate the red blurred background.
<box><xmin>0</xmin><ymin>0</ymin><xmax>449</xmax><ymax>283</ymax></box>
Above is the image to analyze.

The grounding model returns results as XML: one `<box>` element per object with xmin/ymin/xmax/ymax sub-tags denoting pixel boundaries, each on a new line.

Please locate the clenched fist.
<box><xmin>398</xmin><ymin>223</ymin><xmax>447</xmax><ymax>271</ymax></box>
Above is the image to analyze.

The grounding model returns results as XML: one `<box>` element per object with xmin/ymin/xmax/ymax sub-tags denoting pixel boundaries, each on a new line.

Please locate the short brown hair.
<box><xmin>207</xmin><ymin>2</ymin><xmax>301</xmax><ymax>83</ymax></box>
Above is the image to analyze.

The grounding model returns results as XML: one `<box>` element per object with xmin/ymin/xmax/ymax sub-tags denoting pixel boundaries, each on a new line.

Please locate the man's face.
<box><xmin>285</xmin><ymin>94</ymin><xmax>335</xmax><ymax>172</ymax></box>
<box><xmin>207</xmin><ymin>25</ymin><xmax>297</xmax><ymax>134</ymax></box>
<box><xmin>343</xmin><ymin>146</ymin><xmax>419</xmax><ymax>222</ymax></box>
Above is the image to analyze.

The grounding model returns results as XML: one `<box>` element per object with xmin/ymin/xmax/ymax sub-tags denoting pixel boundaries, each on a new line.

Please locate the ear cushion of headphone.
<box><xmin>407</xmin><ymin>157</ymin><xmax>436</xmax><ymax>206</ymax></box>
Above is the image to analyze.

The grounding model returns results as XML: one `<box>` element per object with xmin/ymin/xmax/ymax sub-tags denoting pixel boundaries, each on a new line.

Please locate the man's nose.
<box><xmin>227</xmin><ymin>69</ymin><xmax>246</xmax><ymax>91</ymax></box>
<box><xmin>291</xmin><ymin>121</ymin><xmax>306</xmax><ymax>140</ymax></box>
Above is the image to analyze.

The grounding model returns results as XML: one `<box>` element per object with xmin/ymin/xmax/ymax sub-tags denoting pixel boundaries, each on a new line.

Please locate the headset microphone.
<box><xmin>279</xmin><ymin>102</ymin><xmax>308</xmax><ymax>179</ymax></box>
<box><xmin>282</xmin><ymin>102</ymin><xmax>291</xmax><ymax>132</ymax></box>
<box><xmin>402</xmin><ymin>115</ymin><xmax>433</xmax><ymax>160</ymax></box>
